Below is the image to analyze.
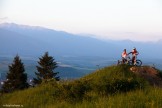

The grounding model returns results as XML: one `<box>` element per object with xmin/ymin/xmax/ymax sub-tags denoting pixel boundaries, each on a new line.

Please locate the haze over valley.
<box><xmin>0</xmin><ymin>23</ymin><xmax>162</xmax><ymax>80</ymax></box>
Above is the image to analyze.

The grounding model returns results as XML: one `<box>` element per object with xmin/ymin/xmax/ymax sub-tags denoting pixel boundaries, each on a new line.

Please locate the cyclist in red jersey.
<box><xmin>128</xmin><ymin>47</ymin><xmax>139</xmax><ymax>65</ymax></box>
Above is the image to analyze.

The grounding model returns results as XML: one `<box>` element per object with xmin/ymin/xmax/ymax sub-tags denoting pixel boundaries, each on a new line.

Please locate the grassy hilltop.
<box><xmin>1</xmin><ymin>65</ymin><xmax>162</xmax><ymax>108</ymax></box>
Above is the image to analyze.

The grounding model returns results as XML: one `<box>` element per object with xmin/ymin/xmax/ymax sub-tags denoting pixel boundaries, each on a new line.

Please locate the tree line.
<box><xmin>1</xmin><ymin>52</ymin><xmax>60</xmax><ymax>93</ymax></box>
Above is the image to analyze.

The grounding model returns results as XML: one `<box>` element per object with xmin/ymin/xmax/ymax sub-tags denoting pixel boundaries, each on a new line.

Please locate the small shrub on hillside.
<box><xmin>66</xmin><ymin>81</ymin><xmax>87</xmax><ymax>102</ymax></box>
<box><xmin>108</xmin><ymin>78</ymin><xmax>146</xmax><ymax>93</ymax></box>
<box><xmin>41</xmin><ymin>78</ymin><xmax>57</xmax><ymax>86</ymax></box>
<box><xmin>91</xmin><ymin>78</ymin><xmax>148</xmax><ymax>95</ymax></box>
<box><xmin>54</xmin><ymin>80</ymin><xmax>90</xmax><ymax>103</ymax></box>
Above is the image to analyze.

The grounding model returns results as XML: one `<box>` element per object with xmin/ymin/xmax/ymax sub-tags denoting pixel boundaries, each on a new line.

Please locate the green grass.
<box><xmin>1</xmin><ymin>87</ymin><xmax>162</xmax><ymax>108</ymax></box>
<box><xmin>1</xmin><ymin>65</ymin><xmax>162</xmax><ymax>108</ymax></box>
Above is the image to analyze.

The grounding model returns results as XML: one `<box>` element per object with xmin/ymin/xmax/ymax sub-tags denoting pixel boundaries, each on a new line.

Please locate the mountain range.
<box><xmin>0</xmin><ymin>23</ymin><xmax>162</xmax><ymax>59</ymax></box>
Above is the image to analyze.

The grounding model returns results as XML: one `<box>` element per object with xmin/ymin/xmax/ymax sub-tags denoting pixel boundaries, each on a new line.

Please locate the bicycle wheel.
<box><xmin>117</xmin><ymin>60</ymin><xmax>122</xmax><ymax>65</ymax></box>
<box><xmin>128</xmin><ymin>60</ymin><xmax>132</xmax><ymax>65</ymax></box>
<box><xmin>136</xmin><ymin>60</ymin><xmax>142</xmax><ymax>66</ymax></box>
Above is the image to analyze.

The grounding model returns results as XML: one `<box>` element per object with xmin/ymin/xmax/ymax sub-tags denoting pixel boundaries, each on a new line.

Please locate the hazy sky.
<box><xmin>0</xmin><ymin>0</ymin><xmax>162</xmax><ymax>42</ymax></box>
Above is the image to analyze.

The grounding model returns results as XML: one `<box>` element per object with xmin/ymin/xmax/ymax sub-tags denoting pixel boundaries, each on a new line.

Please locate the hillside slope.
<box><xmin>0</xmin><ymin>65</ymin><xmax>162</xmax><ymax>108</ymax></box>
<box><xmin>130</xmin><ymin>66</ymin><xmax>162</xmax><ymax>87</ymax></box>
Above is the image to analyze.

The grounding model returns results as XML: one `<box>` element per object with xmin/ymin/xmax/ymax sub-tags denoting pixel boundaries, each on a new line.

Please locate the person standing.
<box><xmin>121</xmin><ymin>49</ymin><xmax>128</xmax><ymax>64</ymax></box>
<box><xmin>128</xmin><ymin>47</ymin><xmax>139</xmax><ymax>65</ymax></box>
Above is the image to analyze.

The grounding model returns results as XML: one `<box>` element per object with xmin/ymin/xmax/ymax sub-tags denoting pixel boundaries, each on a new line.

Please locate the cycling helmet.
<box><xmin>133</xmin><ymin>47</ymin><xmax>136</xmax><ymax>50</ymax></box>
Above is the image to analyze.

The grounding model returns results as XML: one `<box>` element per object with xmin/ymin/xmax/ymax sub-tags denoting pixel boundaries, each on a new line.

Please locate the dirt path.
<box><xmin>130</xmin><ymin>66</ymin><xmax>162</xmax><ymax>88</ymax></box>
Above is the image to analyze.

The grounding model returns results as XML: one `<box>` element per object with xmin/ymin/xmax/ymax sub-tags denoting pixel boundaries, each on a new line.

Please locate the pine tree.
<box><xmin>2</xmin><ymin>55</ymin><xmax>28</xmax><ymax>93</ymax></box>
<box><xmin>33</xmin><ymin>52</ymin><xmax>60</xmax><ymax>84</ymax></box>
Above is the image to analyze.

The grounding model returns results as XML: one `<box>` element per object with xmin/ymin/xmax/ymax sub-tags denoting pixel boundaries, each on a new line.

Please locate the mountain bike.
<box><xmin>118</xmin><ymin>54</ymin><xmax>142</xmax><ymax>66</ymax></box>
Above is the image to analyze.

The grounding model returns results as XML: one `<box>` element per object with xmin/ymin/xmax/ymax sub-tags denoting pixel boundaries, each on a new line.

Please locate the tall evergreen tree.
<box><xmin>2</xmin><ymin>55</ymin><xmax>28</xmax><ymax>93</ymax></box>
<box><xmin>33</xmin><ymin>52</ymin><xmax>60</xmax><ymax>84</ymax></box>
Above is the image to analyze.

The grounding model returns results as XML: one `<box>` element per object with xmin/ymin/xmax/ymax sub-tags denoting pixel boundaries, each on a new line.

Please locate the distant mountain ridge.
<box><xmin>0</xmin><ymin>23</ymin><xmax>162</xmax><ymax>59</ymax></box>
<box><xmin>0</xmin><ymin>23</ymin><xmax>120</xmax><ymax>57</ymax></box>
